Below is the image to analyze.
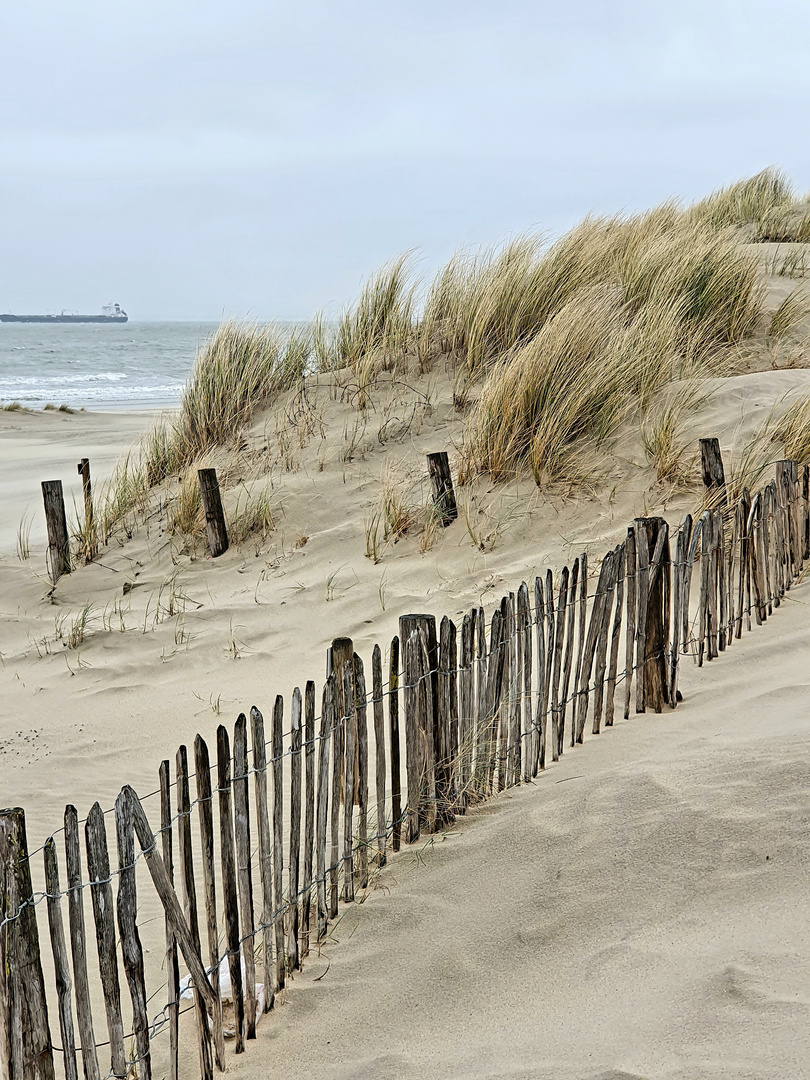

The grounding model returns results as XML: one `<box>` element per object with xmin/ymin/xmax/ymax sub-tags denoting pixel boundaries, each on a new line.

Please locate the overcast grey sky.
<box><xmin>2</xmin><ymin>1</ymin><xmax>809</xmax><ymax>321</ymax></box>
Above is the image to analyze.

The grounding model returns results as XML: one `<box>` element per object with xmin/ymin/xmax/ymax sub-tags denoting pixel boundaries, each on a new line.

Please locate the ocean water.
<box><xmin>0</xmin><ymin>322</ymin><xmax>218</xmax><ymax>410</ymax></box>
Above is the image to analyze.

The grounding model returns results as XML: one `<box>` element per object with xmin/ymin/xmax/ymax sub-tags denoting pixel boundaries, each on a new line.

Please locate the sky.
<box><xmin>2</xmin><ymin>0</ymin><xmax>810</xmax><ymax>322</ymax></box>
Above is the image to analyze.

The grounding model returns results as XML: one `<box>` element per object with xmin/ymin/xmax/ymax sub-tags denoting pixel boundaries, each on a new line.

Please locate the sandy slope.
<box><xmin>0</xmin><ymin>267</ymin><xmax>809</xmax><ymax>1078</ymax></box>
<box><xmin>240</xmin><ymin>592</ymin><xmax>810</xmax><ymax>1080</ymax></box>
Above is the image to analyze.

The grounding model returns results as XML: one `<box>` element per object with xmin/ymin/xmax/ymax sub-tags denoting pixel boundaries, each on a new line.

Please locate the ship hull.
<box><xmin>0</xmin><ymin>314</ymin><xmax>128</xmax><ymax>324</ymax></box>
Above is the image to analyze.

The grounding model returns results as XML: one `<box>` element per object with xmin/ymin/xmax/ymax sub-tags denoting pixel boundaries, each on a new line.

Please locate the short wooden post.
<box><xmin>0</xmin><ymin>807</ymin><xmax>55</xmax><ymax>1080</ymax></box>
<box><xmin>329</xmin><ymin>638</ymin><xmax>352</xmax><ymax>915</ymax></box>
<box><xmin>247</xmin><ymin>711</ymin><xmax>274</xmax><ymax>1012</ymax></box>
<box><xmin>77</xmin><ymin>458</ymin><xmax>96</xmax><ymax>559</ymax></box>
<box><xmin>342</xmin><ymin>665</ymin><xmax>356</xmax><ymax>901</ymax></box>
<box><xmin>623</xmin><ymin>529</ymin><xmax>637</xmax><ymax>718</ymax></box>
<box><xmin>232</xmin><ymin>715</ymin><xmax>257</xmax><ymax>1036</ymax></box>
<box><xmin>403</xmin><ymin>630</ymin><xmax>421</xmax><ymax>843</ymax></box>
<box><xmin>301</xmin><ymin>681</ymin><xmax>316</xmax><ymax>958</ymax></box>
<box><xmin>63</xmin><ymin>806</ymin><xmax>101</xmax><ymax>1080</ymax></box>
<box><xmin>550</xmin><ymin>571</ymin><xmax>567</xmax><ymax>759</ymax></box>
<box><xmin>114</xmin><ymin>791</ymin><xmax>151</xmax><ymax>1080</ymax></box>
<box><xmin>215</xmin><ymin>727</ymin><xmax>245</xmax><ymax>1054</ymax></box>
<box><xmin>43</xmin><ymin>839</ymin><xmax>78</xmax><ymax>1080</ymax></box>
<box><xmin>517</xmin><ymin>586</ymin><xmax>533</xmax><ymax>782</ymax></box>
<box><xmin>84</xmin><ymin>803</ymin><xmax>126</xmax><ymax>1078</ymax></box>
<box><xmin>531</xmin><ymin>579</ymin><xmax>545</xmax><ymax>777</ymax></box>
<box><xmin>198</xmin><ymin>468</ymin><xmax>229</xmax><ymax>557</ymax></box>
<box><xmin>41</xmin><ymin>479</ymin><xmax>71</xmax><ymax>583</ymax></box>
<box><xmin>426</xmin><ymin>451</ymin><xmax>458</xmax><ymax>525</ymax></box>
<box><xmin>700</xmin><ymin>438</ymin><xmax>727</xmax><ymax>506</ymax></box>
<box><xmin>575</xmin><ymin>549</ymin><xmax>615</xmax><ymax>740</ymax></box>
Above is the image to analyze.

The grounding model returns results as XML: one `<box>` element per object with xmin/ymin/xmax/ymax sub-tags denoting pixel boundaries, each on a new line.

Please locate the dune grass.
<box><xmin>771</xmin><ymin>394</ymin><xmax>810</xmax><ymax>462</ymax></box>
<box><xmin>768</xmin><ymin>291</ymin><xmax>810</xmax><ymax>338</ymax></box>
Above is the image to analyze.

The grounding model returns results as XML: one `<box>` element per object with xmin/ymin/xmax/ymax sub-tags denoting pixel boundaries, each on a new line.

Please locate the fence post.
<box><xmin>198</xmin><ymin>469</ymin><xmax>229</xmax><ymax>557</ymax></box>
<box><xmin>41</xmin><ymin>480</ymin><xmax>71</xmax><ymax>583</ymax></box>
<box><xmin>426</xmin><ymin>451</ymin><xmax>458</xmax><ymax>525</ymax></box>
<box><xmin>0</xmin><ymin>807</ymin><xmax>55</xmax><ymax>1080</ymax></box>
<box><xmin>634</xmin><ymin>517</ymin><xmax>670</xmax><ymax>713</ymax></box>
<box><xmin>77</xmin><ymin>458</ymin><xmax>96</xmax><ymax>559</ymax></box>
<box><xmin>699</xmin><ymin>438</ymin><xmax>727</xmax><ymax>506</ymax></box>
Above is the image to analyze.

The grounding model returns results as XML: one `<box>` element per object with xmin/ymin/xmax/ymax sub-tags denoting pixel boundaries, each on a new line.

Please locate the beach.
<box><xmin>1</xmin><ymin>215</ymin><xmax>809</xmax><ymax>1080</ymax></box>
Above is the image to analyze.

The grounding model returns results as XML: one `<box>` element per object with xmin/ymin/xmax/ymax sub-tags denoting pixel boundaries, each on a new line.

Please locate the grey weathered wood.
<box><xmin>532</xmin><ymin>578</ymin><xmax>545</xmax><ymax>776</ymax></box>
<box><xmin>198</xmin><ymin>468</ymin><xmax>229</xmax><ymax>557</ymax></box>
<box><xmin>288</xmin><ymin>688</ymin><xmax>303</xmax><ymax>970</ymax></box>
<box><xmin>158</xmin><ymin>762</ymin><xmax>179</xmax><ymax>1080</ymax></box>
<box><xmin>77</xmin><ymin>457</ymin><xmax>96</xmax><ymax>560</ymax></box>
<box><xmin>550</xmin><ymin>569</ymin><xmax>567</xmax><ymax>760</ymax></box>
<box><xmin>474</xmin><ymin>607</ymin><xmax>490</xmax><ymax>789</ymax></box>
<box><xmin>668</xmin><ymin>518</ymin><xmax>690</xmax><ymax>706</ymax></box>
<box><xmin>506</xmin><ymin>596</ymin><xmax>521</xmax><ymax>785</ymax></box>
<box><xmin>605</xmin><ymin>543</ymin><xmax>625</xmax><ymax>724</ymax></box>
<box><xmin>329</xmin><ymin>638</ymin><xmax>352</xmax><ymax>915</ymax></box>
<box><xmin>700</xmin><ymin>437</ymin><xmax>727</xmax><ymax>506</ymax></box>
<box><xmin>448</xmin><ymin>618</ymin><xmax>459</xmax><ymax>805</ymax></box>
<box><xmin>84</xmin><ymin>802</ymin><xmax>126</xmax><ymax>1078</ymax></box>
<box><xmin>0</xmin><ymin>808</ymin><xmax>55</xmax><ymax>1080</ymax></box>
<box><xmin>483</xmin><ymin>609</ymin><xmax>506</xmax><ymax>791</ymax></box>
<box><xmin>638</xmin><ymin>518</ymin><xmax>670</xmax><ymax>712</ymax></box>
<box><xmin>271</xmin><ymin>695</ymin><xmax>286</xmax><ymax>991</ymax></box>
<box><xmin>404</xmin><ymin>630</ymin><xmax>421</xmax><ymax>841</ymax></box>
<box><xmin>215</xmin><ymin>727</ymin><xmax>245</xmax><ymax>1054</ymax></box>
<box><xmin>575</xmin><ymin>549</ymin><xmax>615</xmax><ymax>741</ymax></box>
<box><xmin>541</xmin><ymin>570</ymin><xmax>554</xmax><ymax>765</ymax></box>
<box><xmin>372</xmin><ymin>646</ymin><xmax>387</xmax><ymax>862</ymax></box>
<box><xmin>124</xmin><ymin>786</ymin><xmax>221</xmax><ymax>1027</ymax></box>
<box><xmin>388</xmin><ymin>636</ymin><xmax>402</xmax><ymax>851</ymax></box>
<box><xmin>354</xmin><ymin>656</ymin><xmax>369</xmax><ymax>887</ymax></box>
<box><xmin>558</xmin><ymin>559</ymin><xmax>579</xmax><ymax>755</ymax></box>
<box><xmin>43</xmin><ymin>838</ymin><xmax>78</xmax><ymax>1080</ymax></box>
<box><xmin>747</xmin><ymin>497</ymin><xmax>764</xmax><ymax>625</ymax></box>
<box><xmin>342</xmin><ymin>664</ymin><xmax>356</xmax><ymax>901</ymax></box>
<box><xmin>316</xmin><ymin>679</ymin><xmax>333</xmax><ymax>940</ymax></box>
<box><xmin>41</xmin><ymin>479</ymin><xmax>71</xmax><ymax>583</ymax></box>
<box><xmin>438</xmin><ymin>616</ymin><xmax>454</xmax><ymax>812</ymax></box>
<box><xmin>114</xmin><ymin>791</ymin><xmax>151</xmax><ymax>1080</ymax></box>
<box><xmin>233</xmin><ymin>714</ymin><xmax>257</xmax><ymax>1035</ymax></box>
<box><xmin>178</xmin><ymin>743</ymin><xmax>218</xmax><ymax>1073</ymax></box>
<box><xmin>572</xmin><ymin>554</ymin><xmax>588</xmax><ymax>746</ymax></box>
<box><xmin>302</xmin><ymin>680</ymin><xmax>316</xmax><ymax>958</ymax></box>
<box><xmin>494</xmin><ymin>598</ymin><xmax>509</xmax><ymax>792</ymax></box>
<box><xmin>593</xmin><ymin>546</ymin><xmax>620</xmax><ymax>733</ymax></box>
<box><xmin>634</xmin><ymin>522</ymin><xmax>651</xmax><ymax>708</ymax></box>
<box><xmin>191</xmin><ymin>757</ymin><xmax>226</xmax><ymax>1070</ymax></box>
<box><xmin>426</xmin><ymin>450</ymin><xmax>458</xmax><ymax>525</ymax></box>
<box><xmin>63</xmin><ymin>806</ymin><xmax>100</xmax><ymax>1080</ymax></box>
<box><xmin>623</xmin><ymin>532</ymin><xmax>636</xmax><ymax>719</ymax></box>
<box><xmin>193</xmin><ymin>735</ymin><xmax>229</xmax><ymax>1057</ymax></box>
<box><xmin>458</xmin><ymin>612</ymin><xmax>473</xmax><ymax>801</ymax></box>
<box><xmin>419</xmin><ymin>626</ymin><xmax>438</xmax><ymax>829</ymax></box>
<box><xmin>517</xmin><ymin>586</ymin><xmax>532</xmax><ymax>782</ymax></box>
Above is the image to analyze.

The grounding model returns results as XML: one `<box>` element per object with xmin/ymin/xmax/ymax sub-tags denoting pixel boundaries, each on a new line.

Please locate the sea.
<box><xmin>0</xmin><ymin>322</ymin><xmax>218</xmax><ymax>411</ymax></box>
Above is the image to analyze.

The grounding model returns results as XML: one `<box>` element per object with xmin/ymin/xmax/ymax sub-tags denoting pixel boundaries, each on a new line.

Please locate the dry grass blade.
<box><xmin>770</xmin><ymin>393</ymin><xmax>810</xmax><ymax>462</ymax></box>
<box><xmin>768</xmin><ymin>291</ymin><xmax>810</xmax><ymax>339</ymax></box>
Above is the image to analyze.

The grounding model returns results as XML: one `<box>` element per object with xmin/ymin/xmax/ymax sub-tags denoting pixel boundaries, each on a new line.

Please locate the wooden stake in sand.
<box><xmin>158</xmin><ymin>762</ymin><xmax>180</xmax><ymax>1080</ymax></box>
<box><xmin>288</xmin><ymin>689</ymin><xmax>303</xmax><ymax>971</ymax></box>
<box><xmin>43</xmin><ymin>838</ymin><xmax>77</xmax><ymax>1080</ymax></box>
<box><xmin>699</xmin><ymin>438</ymin><xmax>727</xmax><ymax>506</ymax></box>
<box><xmin>426</xmin><ymin>451</ymin><xmax>458</xmax><ymax>525</ymax></box>
<box><xmin>559</xmin><ymin>560</ymin><xmax>579</xmax><ymax>755</ymax></box>
<box><xmin>302</xmin><ymin>681</ymin><xmax>316</xmax><ymax>958</ymax></box>
<box><xmin>84</xmin><ymin>802</ymin><xmax>126</xmax><ymax>1078</ymax></box>
<box><xmin>114</xmin><ymin>791</ymin><xmax>151</xmax><ymax>1080</ymax></box>
<box><xmin>372</xmin><ymin>645</ymin><xmax>387</xmax><ymax>863</ymax></box>
<box><xmin>215</xmin><ymin>727</ymin><xmax>245</xmax><ymax>1054</ymax></box>
<box><xmin>354</xmin><ymin>655</ymin><xmax>369</xmax><ymax>888</ymax></box>
<box><xmin>178</xmin><ymin>744</ymin><xmax>217</xmax><ymax>1074</ymax></box>
<box><xmin>233</xmin><ymin>715</ymin><xmax>257</xmax><ymax>1034</ymax></box>
<box><xmin>388</xmin><ymin>636</ymin><xmax>402</xmax><ymax>852</ymax></box>
<box><xmin>271</xmin><ymin>696</ymin><xmax>285</xmax><ymax>992</ymax></box>
<box><xmin>0</xmin><ymin>807</ymin><xmax>55</xmax><ymax>1080</ymax></box>
<box><xmin>194</xmin><ymin>735</ymin><xmax>230</xmax><ymax>1053</ymax></box>
<box><xmin>63</xmin><ymin>805</ymin><xmax>101</xmax><ymax>1080</ymax></box>
<box><xmin>77</xmin><ymin>457</ymin><xmax>97</xmax><ymax>560</ymax></box>
<box><xmin>342</xmin><ymin>664</ymin><xmax>356</xmax><ymax>901</ymax></box>
<box><xmin>198</xmin><ymin>468</ymin><xmax>229</xmax><ymax>557</ymax></box>
<box><xmin>41</xmin><ymin>479</ymin><xmax>71</xmax><ymax>583</ymax></box>
<box><xmin>316</xmin><ymin>678</ymin><xmax>333</xmax><ymax>940</ymax></box>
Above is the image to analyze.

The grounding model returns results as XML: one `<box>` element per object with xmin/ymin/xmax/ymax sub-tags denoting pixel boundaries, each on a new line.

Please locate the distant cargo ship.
<box><xmin>0</xmin><ymin>303</ymin><xmax>128</xmax><ymax>324</ymax></box>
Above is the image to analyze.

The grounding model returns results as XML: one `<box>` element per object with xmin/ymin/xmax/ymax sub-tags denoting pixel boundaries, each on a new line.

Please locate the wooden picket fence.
<box><xmin>1</xmin><ymin>448</ymin><xmax>807</xmax><ymax>1080</ymax></box>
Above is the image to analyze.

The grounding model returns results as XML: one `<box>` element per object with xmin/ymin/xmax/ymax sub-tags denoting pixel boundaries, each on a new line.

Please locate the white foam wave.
<box><xmin>0</xmin><ymin>372</ymin><xmax>128</xmax><ymax>386</ymax></box>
